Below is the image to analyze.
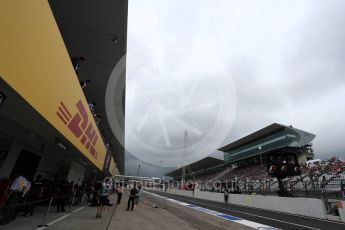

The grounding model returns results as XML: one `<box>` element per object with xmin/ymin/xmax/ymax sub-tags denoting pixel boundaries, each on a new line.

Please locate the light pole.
<box><xmin>258</xmin><ymin>146</ymin><xmax>262</xmax><ymax>166</ymax></box>
<box><xmin>136</xmin><ymin>163</ymin><xmax>142</xmax><ymax>177</ymax></box>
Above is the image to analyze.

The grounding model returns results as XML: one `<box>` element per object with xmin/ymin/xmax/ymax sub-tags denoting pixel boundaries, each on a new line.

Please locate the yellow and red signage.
<box><xmin>0</xmin><ymin>0</ymin><xmax>106</xmax><ymax>169</ymax></box>
<box><xmin>57</xmin><ymin>100</ymin><xmax>100</xmax><ymax>159</ymax></box>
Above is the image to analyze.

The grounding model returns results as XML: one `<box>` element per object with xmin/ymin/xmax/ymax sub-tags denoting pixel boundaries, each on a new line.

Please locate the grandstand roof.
<box><xmin>219</xmin><ymin>123</ymin><xmax>316</xmax><ymax>164</ymax></box>
<box><xmin>218</xmin><ymin>123</ymin><xmax>315</xmax><ymax>152</ymax></box>
<box><xmin>166</xmin><ymin>157</ymin><xmax>224</xmax><ymax>178</ymax></box>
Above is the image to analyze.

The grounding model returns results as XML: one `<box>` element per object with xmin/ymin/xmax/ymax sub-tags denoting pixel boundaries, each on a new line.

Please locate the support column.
<box><xmin>0</xmin><ymin>140</ymin><xmax>21</xmax><ymax>178</ymax></box>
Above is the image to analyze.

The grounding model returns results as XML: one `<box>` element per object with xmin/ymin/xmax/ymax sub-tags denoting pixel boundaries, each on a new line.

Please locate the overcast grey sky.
<box><xmin>125</xmin><ymin>0</ymin><xmax>345</xmax><ymax>177</ymax></box>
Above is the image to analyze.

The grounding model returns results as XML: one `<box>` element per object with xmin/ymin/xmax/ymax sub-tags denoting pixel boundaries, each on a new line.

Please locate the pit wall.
<box><xmin>153</xmin><ymin>188</ymin><xmax>327</xmax><ymax>219</ymax></box>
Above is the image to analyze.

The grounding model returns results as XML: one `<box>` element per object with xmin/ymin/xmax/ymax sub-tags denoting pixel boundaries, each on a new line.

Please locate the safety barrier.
<box><xmin>153</xmin><ymin>188</ymin><xmax>328</xmax><ymax>219</ymax></box>
<box><xmin>0</xmin><ymin>192</ymin><xmax>86</xmax><ymax>227</ymax></box>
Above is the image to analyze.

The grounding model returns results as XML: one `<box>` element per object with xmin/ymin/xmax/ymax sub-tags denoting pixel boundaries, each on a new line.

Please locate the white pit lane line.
<box><xmin>145</xmin><ymin>191</ymin><xmax>324</xmax><ymax>230</ymax></box>
<box><xmin>143</xmin><ymin>191</ymin><xmax>279</xmax><ymax>230</ymax></box>
<box><xmin>35</xmin><ymin>206</ymin><xmax>85</xmax><ymax>230</ymax></box>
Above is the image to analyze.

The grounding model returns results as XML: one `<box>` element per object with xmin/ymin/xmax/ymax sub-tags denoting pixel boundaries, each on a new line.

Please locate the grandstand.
<box><xmin>219</xmin><ymin>123</ymin><xmax>315</xmax><ymax>166</ymax></box>
<box><xmin>166</xmin><ymin>123</ymin><xmax>345</xmax><ymax>199</ymax></box>
<box><xmin>166</xmin><ymin>157</ymin><xmax>224</xmax><ymax>181</ymax></box>
<box><xmin>163</xmin><ymin>121</ymin><xmax>345</xmax><ymax>224</ymax></box>
<box><xmin>218</xmin><ymin>123</ymin><xmax>317</xmax><ymax>196</ymax></box>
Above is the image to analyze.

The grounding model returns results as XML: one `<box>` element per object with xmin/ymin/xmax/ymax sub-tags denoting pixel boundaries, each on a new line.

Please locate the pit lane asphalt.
<box><xmin>150</xmin><ymin>191</ymin><xmax>345</xmax><ymax>230</ymax></box>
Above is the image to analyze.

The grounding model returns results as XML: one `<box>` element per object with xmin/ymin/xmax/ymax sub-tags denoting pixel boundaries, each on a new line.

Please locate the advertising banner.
<box><xmin>0</xmin><ymin>1</ymin><xmax>106</xmax><ymax>169</ymax></box>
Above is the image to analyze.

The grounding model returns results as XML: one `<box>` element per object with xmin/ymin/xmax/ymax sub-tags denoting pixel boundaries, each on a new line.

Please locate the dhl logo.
<box><xmin>57</xmin><ymin>100</ymin><xmax>98</xmax><ymax>159</ymax></box>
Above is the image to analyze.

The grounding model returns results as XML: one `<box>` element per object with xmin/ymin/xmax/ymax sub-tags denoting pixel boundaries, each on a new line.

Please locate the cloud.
<box><xmin>125</xmin><ymin>0</ymin><xmax>345</xmax><ymax>177</ymax></box>
<box><xmin>125</xmin><ymin>151</ymin><xmax>174</xmax><ymax>178</ymax></box>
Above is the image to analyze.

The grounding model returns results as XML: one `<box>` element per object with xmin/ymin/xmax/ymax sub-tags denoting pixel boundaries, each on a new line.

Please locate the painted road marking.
<box><xmin>174</xmin><ymin>197</ymin><xmax>323</xmax><ymax>230</ymax></box>
<box><xmin>144</xmin><ymin>191</ymin><xmax>278</xmax><ymax>229</ymax></box>
<box><xmin>35</xmin><ymin>206</ymin><xmax>85</xmax><ymax>230</ymax></box>
<box><xmin>159</xmin><ymin>193</ymin><xmax>323</xmax><ymax>230</ymax></box>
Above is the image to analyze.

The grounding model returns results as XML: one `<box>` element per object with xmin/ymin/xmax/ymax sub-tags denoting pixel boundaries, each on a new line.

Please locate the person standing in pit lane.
<box><xmin>134</xmin><ymin>185</ymin><xmax>142</xmax><ymax>205</ymax></box>
<box><xmin>116</xmin><ymin>182</ymin><xmax>124</xmax><ymax>204</ymax></box>
<box><xmin>126</xmin><ymin>183</ymin><xmax>137</xmax><ymax>211</ymax></box>
<box><xmin>224</xmin><ymin>187</ymin><xmax>229</xmax><ymax>203</ymax></box>
<box><xmin>96</xmin><ymin>181</ymin><xmax>110</xmax><ymax>218</ymax></box>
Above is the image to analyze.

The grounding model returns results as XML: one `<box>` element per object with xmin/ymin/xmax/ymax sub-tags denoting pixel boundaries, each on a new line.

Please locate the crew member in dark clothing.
<box><xmin>80</xmin><ymin>79</ymin><xmax>91</xmax><ymax>89</ymax></box>
<box><xmin>224</xmin><ymin>187</ymin><xmax>229</xmax><ymax>203</ymax></box>
<box><xmin>71</xmin><ymin>56</ymin><xmax>86</xmax><ymax>74</ymax></box>
<box><xmin>56</xmin><ymin>181</ymin><xmax>68</xmax><ymax>213</ymax></box>
<box><xmin>116</xmin><ymin>183</ymin><xmax>124</xmax><ymax>204</ymax></box>
<box><xmin>126</xmin><ymin>184</ymin><xmax>137</xmax><ymax>211</ymax></box>
<box><xmin>92</xmin><ymin>181</ymin><xmax>102</xmax><ymax>206</ymax></box>
<box><xmin>86</xmin><ymin>184</ymin><xmax>92</xmax><ymax>203</ymax></box>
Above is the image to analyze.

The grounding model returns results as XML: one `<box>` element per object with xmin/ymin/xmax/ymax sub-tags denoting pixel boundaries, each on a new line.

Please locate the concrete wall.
<box><xmin>67</xmin><ymin>161</ymin><xmax>85</xmax><ymax>184</ymax></box>
<box><xmin>157</xmin><ymin>188</ymin><xmax>327</xmax><ymax>219</ymax></box>
<box><xmin>226</xmin><ymin>193</ymin><xmax>326</xmax><ymax>219</ymax></box>
<box><xmin>36</xmin><ymin>157</ymin><xmax>61</xmax><ymax>180</ymax></box>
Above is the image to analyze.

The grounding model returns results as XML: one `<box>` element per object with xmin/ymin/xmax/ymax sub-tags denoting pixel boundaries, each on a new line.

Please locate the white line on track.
<box><xmin>145</xmin><ymin>191</ymin><xmax>324</xmax><ymax>230</ymax></box>
<box><xmin>166</xmin><ymin>195</ymin><xmax>322</xmax><ymax>230</ymax></box>
<box><xmin>144</xmin><ymin>191</ymin><xmax>275</xmax><ymax>229</ymax></box>
<box><xmin>151</xmin><ymin>191</ymin><xmax>345</xmax><ymax>226</ymax></box>
<box><xmin>205</xmin><ymin>197</ymin><xmax>345</xmax><ymax>226</ymax></box>
<box><xmin>35</xmin><ymin>206</ymin><xmax>85</xmax><ymax>230</ymax></box>
<box><xmin>72</xmin><ymin>207</ymin><xmax>85</xmax><ymax>213</ymax></box>
<box><xmin>204</xmin><ymin>203</ymin><xmax>322</xmax><ymax>230</ymax></box>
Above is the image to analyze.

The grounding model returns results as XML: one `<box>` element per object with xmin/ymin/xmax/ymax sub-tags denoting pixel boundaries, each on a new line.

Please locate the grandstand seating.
<box><xmin>221</xmin><ymin>164</ymin><xmax>269</xmax><ymax>182</ymax></box>
<box><xmin>304</xmin><ymin>157</ymin><xmax>345</xmax><ymax>177</ymax></box>
<box><xmin>194</xmin><ymin>171</ymin><xmax>223</xmax><ymax>181</ymax></box>
<box><xmin>189</xmin><ymin>157</ymin><xmax>345</xmax><ymax>196</ymax></box>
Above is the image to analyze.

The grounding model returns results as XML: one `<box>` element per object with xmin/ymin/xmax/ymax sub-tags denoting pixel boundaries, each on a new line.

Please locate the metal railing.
<box><xmin>0</xmin><ymin>191</ymin><xmax>87</xmax><ymax>227</ymax></box>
